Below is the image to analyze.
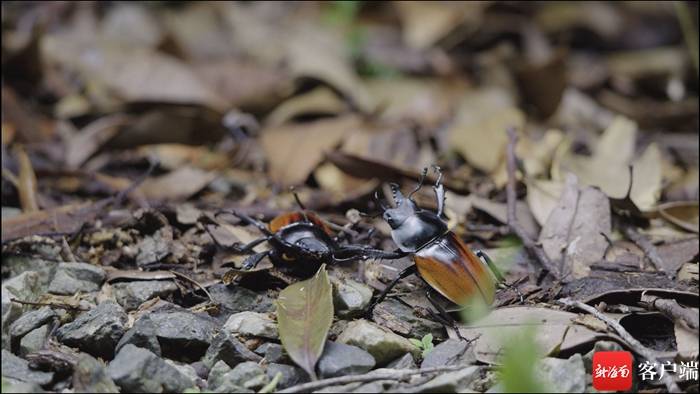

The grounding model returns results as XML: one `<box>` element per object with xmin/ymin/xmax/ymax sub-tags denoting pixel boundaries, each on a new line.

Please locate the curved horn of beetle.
<box><xmin>432</xmin><ymin>165</ymin><xmax>446</xmax><ymax>218</ymax></box>
<box><xmin>389</xmin><ymin>183</ymin><xmax>404</xmax><ymax>206</ymax></box>
<box><xmin>374</xmin><ymin>190</ymin><xmax>389</xmax><ymax>211</ymax></box>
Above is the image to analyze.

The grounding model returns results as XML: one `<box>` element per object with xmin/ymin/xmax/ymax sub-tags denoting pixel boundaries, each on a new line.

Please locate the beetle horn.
<box><xmin>374</xmin><ymin>190</ymin><xmax>389</xmax><ymax>211</ymax></box>
<box><xmin>389</xmin><ymin>183</ymin><xmax>404</xmax><ymax>205</ymax></box>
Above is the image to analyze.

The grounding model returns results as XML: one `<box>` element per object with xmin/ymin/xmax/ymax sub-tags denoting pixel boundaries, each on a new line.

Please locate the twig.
<box><xmin>10</xmin><ymin>298</ymin><xmax>88</xmax><ymax>312</ymax></box>
<box><xmin>640</xmin><ymin>293</ymin><xmax>698</xmax><ymax>331</ymax></box>
<box><xmin>169</xmin><ymin>270</ymin><xmax>216</xmax><ymax>304</ymax></box>
<box><xmin>466</xmin><ymin>223</ymin><xmax>511</xmax><ymax>236</ymax></box>
<box><xmin>559</xmin><ymin>298</ymin><xmax>681</xmax><ymax>393</ymax></box>
<box><xmin>505</xmin><ymin>128</ymin><xmax>559</xmax><ymax>278</ymax></box>
<box><xmin>278</xmin><ymin>365</ymin><xmax>466</xmax><ymax>393</ymax></box>
<box><xmin>675</xmin><ymin>1</ymin><xmax>699</xmax><ymax>73</ymax></box>
<box><xmin>623</xmin><ymin>226</ymin><xmax>670</xmax><ymax>278</ymax></box>
<box><xmin>61</xmin><ymin>236</ymin><xmax>77</xmax><ymax>263</ymax></box>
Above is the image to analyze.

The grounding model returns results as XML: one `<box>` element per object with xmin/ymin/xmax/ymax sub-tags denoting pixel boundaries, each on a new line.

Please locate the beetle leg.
<box><xmin>432</xmin><ymin>166</ymin><xmax>446</xmax><ymax>218</ymax></box>
<box><xmin>365</xmin><ymin>264</ymin><xmax>417</xmax><ymax>317</ymax></box>
<box><xmin>407</xmin><ymin>167</ymin><xmax>429</xmax><ymax>201</ymax></box>
<box><xmin>242</xmin><ymin>250</ymin><xmax>270</xmax><ymax>270</ymax></box>
<box><xmin>216</xmin><ymin>210</ymin><xmax>272</xmax><ymax>236</ymax></box>
<box><xmin>475</xmin><ymin>250</ymin><xmax>506</xmax><ymax>283</ymax></box>
<box><xmin>476</xmin><ymin>250</ymin><xmax>525</xmax><ymax>303</ymax></box>
<box><xmin>291</xmin><ymin>187</ymin><xmax>307</xmax><ymax>210</ymax></box>
<box><xmin>425</xmin><ymin>290</ymin><xmax>469</xmax><ymax>342</ymax></box>
<box><xmin>237</xmin><ymin>237</ymin><xmax>269</xmax><ymax>254</ymax></box>
<box><xmin>335</xmin><ymin>245</ymin><xmax>408</xmax><ymax>261</ymax></box>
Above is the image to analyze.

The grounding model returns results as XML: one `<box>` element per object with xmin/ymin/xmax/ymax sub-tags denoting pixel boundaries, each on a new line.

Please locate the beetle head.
<box><xmin>381</xmin><ymin>183</ymin><xmax>419</xmax><ymax>229</ymax></box>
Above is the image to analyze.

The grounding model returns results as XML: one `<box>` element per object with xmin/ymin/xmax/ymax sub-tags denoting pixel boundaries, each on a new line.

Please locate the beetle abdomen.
<box><xmin>414</xmin><ymin>233</ymin><xmax>496</xmax><ymax>305</ymax></box>
<box><xmin>269</xmin><ymin>211</ymin><xmax>333</xmax><ymax>235</ymax></box>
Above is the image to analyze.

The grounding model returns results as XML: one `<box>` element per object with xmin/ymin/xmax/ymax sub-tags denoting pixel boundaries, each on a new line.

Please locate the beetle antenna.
<box><xmin>290</xmin><ymin>187</ymin><xmax>307</xmax><ymax>210</ymax></box>
<box><xmin>290</xmin><ymin>186</ymin><xmax>309</xmax><ymax>222</ymax></box>
<box><xmin>408</xmin><ymin>167</ymin><xmax>428</xmax><ymax>201</ymax></box>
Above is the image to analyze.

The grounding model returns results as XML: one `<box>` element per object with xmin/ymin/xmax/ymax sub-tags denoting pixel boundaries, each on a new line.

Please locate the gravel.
<box><xmin>317</xmin><ymin>341</ymin><xmax>376</xmax><ymax>379</ymax></box>
<box><xmin>108</xmin><ymin>344</ymin><xmax>194</xmax><ymax>393</ymax></box>
<box><xmin>55</xmin><ymin>301</ymin><xmax>127</xmax><ymax>360</ymax></box>
<box><xmin>48</xmin><ymin>262</ymin><xmax>106</xmax><ymax>295</ymax></box>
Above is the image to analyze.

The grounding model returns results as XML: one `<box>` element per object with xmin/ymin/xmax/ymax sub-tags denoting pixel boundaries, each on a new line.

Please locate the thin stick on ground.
<box><xmin>640</xmin><ymin>292</ymin><xmax>698</xmax><ymax>330</ymax></box>
<box><xmin>505</xmin><ymin>127</ymin><xmax>559</xmax><ymax>278</ymax></box>
<box><xmin>10</xmin><ymin>298</ymin><xmax>88</xmax><ymax>312</ymax></box>
<box><xmin>278</xmin><ymin>365</ymin><xmax>466</xmax><ymax>393</ymax></box>
<box><xmin>559</xmin><ymin>297</ymin><xmax>681</xmax><ymax>393</ymax></box>
<box><xmin>169</xmin><ymin>270</ymin><xmax>216</xmax><ymax>304</ymax></box>
<box><xmin>623</xmin><ymin>226</ymin><xmax>671</xmax><ymax>278</ymax></box>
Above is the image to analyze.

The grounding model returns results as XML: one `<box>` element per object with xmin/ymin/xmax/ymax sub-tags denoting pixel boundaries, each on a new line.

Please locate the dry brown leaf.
<box><xmin>340</xmin><ymin>126</ymin><xmax>436</xmax><ymax>176</ymax></box>
<box><xmin>101</xmin><ymin>3</ymin><xmax>163</xmax><ymax>49</ymax></box>
<box><xmin>314</xmin><ymin>162</ymin><xmax>376</xmax><ymax>195</ymax></box>
<box><xmin>448</xmin><ymin>88</ymin><xmax>525</xmax><ymax>173</ymax></box>
<box><xmin>260</xmin><ymin>115</ymin><xmax>361</xmax><ymax>185</ymax></box>
<box><xmin>656</xmin><ymin>237</ymin><xmax>699</xmax><ymax>274</ymax></box>
<box><xmin>675</xmin><ymin>322</ymin><xmax>699</xmax><ymax>359</ymax></box>
<box><xmin>135</xmin><ymin>144</ymin><xmax>230</xmax><ymax>171</ymax></box>
<box><xmin>471</xmin><ymin>196</ymin><xmax>539</xmax><ymax>239</ymax></box>
<box><xmin>138</xmin><ymin>167</ymin><xmax>216</xmax><ymax>201</ymax></box>
<box><xmin>526</xmin><ymin>179</ymin><xmax>565</xmax><ymax>226</ymax></box>
<box><xmin>285</xmin><ymin>26</ymin><xmax>374</xmax><ymax>112</ymax></box>
<box><xmin>195</xmin><ymin>59</ymin><xmax>293</xmax><ymax>111</ymax></box>
<box><xmin>1</xmin><ymin>201</ymin><xmax>105</xmax><ymax>243</ymax></box>
<box><xmin>553</xmin><ymin>116</ymin><xmax>662</xmax><ymax>211</ymax></box>
<box><xmin>515</xmin><ymin>49</ymin><xmax>567</xmax><ymax>118</ymax></box>
<box><xmin>265</xmin><ymin>87</ymin><xmax>348</xmax><ymax>128</ymax></box>
<box><xmin>493</xmin><ymin>129</ymin><xmax>564</xmax><ymax>187</ymax></box>
<box><xmin>161</xmin><ymin>3</ymin><xmax>235</xmax><ymax>61</ymax></box>
<box><xmin>364</xmin><ymin>77</ymin><xmax>464</xmax><ymax>129</ymax></box>
<box><xmin>539</xmin><ymin>174</ymin><xmax>611</xmax><ymax>279</ymax></box>
<box><xmin>657</xmin><ymin>201</ymin><xmax>699</xmax><ymax>233</ymax></box>
<box><xmin>458</xmin><ymin>306</ymin><xmax>607</xmax><ymax>364</ymax></box>
<box><xmin>65</xmin><ymin>114</ymin><xmax>131</xmax><ymax>169</ymax></box>
<box><xmin>42</xmin><ymin>35</ymin><xmax>227</xmax><ymax>110</ymax></box>
<box><xmin>13</xmin><ymin>145</ymin><xmax>39</xmax><ymax>212</ymax></box>
<box><xmin>393</xmin><ymin>1</ymin><xmax>485</xmax><ymax>50</ymax></box>
<box><xmin>175</xmin><ymin>204</ymin><xmax>202</xmax><ymax>225</ymax></box>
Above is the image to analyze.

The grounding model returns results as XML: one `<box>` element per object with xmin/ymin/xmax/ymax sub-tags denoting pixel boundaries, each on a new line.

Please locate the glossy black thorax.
<box><xmin>388</xmin><ymin>210</ymin><xmax>448</xmax><ymax>253</ymax></box>
<box><xmin>268</xmin><ymin>222</ymin><xmax>337</xmax><ymax>276</ymax></box>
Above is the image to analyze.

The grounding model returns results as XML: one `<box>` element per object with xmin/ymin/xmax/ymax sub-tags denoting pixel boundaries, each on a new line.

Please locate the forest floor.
<box><xmin>1</xmin><ymin>2</ymin><xmax>698</xmax><ymax>393</ymax></box>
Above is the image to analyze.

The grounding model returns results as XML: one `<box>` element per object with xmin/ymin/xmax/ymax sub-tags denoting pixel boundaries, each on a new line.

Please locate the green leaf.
<box><xmin>421</xmin><ymin>333</ymin><xmax>434</xmax><ymax>348</ymax></box>
<box><xmin>498</xmin><ymin>325</ymin><xmax>550</xmax><ymax>393</ymax></box>
<box><xmin>409</xmin><ymin>338</ymin><xmax>424</xmax><ymax>349</ymax></box>
<box><xmin>276</xmin><ymin>265</ymin><xmax>333</xmax><ymax>380</ymax></box>
<box><xmin>259</xmin><ymin>372</ymin><xmax>283</xmax><ymax>393</ymax></box>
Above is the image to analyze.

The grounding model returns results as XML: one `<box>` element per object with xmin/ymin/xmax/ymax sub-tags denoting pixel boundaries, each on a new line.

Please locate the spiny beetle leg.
<box><xmin>425</xmin><ymin>290</ymin><xmax>469</xmax><ymax>342</ymax></box>
<box><xmin>241</xmin><ymin>251</ymin><xmax>270</xmax><ymax>270</ymax></box>
<box><xmin>216</xmin><ymin>210</ymin><xmax>271</xmax><ymax>235</ymax></box>
<box><xmin>475</xmin><ymin>249</ymin><xmax>506</xmax><ymax>283</ymax></box>
<box><xmin>497</xmin><ymin>277</ymin><xmax>526</xmax><ymax>304</ymax></box>
<box><xmin>364</xmin><ymin>264</ymin><xmax>417</xmax><ymax>318</ymax></box>
<box><xmin>236</xmin><ymin>237</ymin><xmax>269</xmax><ymax>254</ymax></box>
<box><xmin>475</xmin><ymin>249</ymin><xmax>525</xmax><ymax>303</ymax></box>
